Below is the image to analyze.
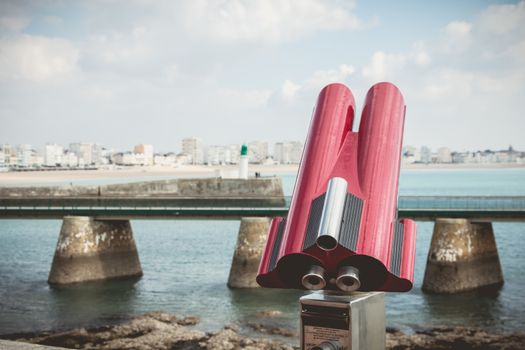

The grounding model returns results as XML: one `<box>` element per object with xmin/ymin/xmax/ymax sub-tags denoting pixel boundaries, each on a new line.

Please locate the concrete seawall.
<box><xmin>0</xmin><ymin>178</ymin><xmax>285</xmax><ymax>207</ymax></box>
<box><xmin>0</xmin><ymin>178</ymin><xmax>284</xmax><ymax>197</ymax></box>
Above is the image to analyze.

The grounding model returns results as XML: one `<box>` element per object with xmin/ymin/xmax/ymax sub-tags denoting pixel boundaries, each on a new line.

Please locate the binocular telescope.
<box><xmin>257</xmin><ymin>82</ymin><xmax>416</xmax><ymax>293</ymax></box>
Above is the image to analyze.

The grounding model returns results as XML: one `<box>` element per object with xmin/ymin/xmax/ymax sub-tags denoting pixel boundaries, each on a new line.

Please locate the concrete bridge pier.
<box><xmin>228</xmin><ymin>217</ymin><xmax>270</xmax><ymax>288</ymax></box>
<box><xmin>48</xmin><ymin>216</ymin><xmax>142</xmax><ymax>285</ymax></box>
<box><xmin>422</xmin><ymin>218</ymin><xmax>503</xmax><ymax>294</ymax></box>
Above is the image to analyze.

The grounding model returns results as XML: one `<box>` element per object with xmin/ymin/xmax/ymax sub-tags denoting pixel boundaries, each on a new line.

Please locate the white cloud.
<box><xmin>506</xmin><ymin>40</ymin><xmax>525</xmax><ymax>62</ymax></box>
<box><xmin>0</xmin><ymin>34</ymin><xmax>79</xmax><ymax>82</ymax></box>
<box><xmin>362</xmin><ymin>51</ymin><xmax>408</xmax><ymax>83</ymax></box>
<box><xmin>444</xmin><ymin>21</ymin><xmax>472</xmax><ymax>38</ymax></box>
<box><xmin>43</xmin><ymin>15</ymin><xmax>63</xmax><ymax>27</ymax></box>
<box><xmin>281</xmin><ymin>79</ymin><xmax>302</xmax><ymax>100</ymax></box>
<box><xmin>217</xmin><ymin>88</ymin><xmax>273</xmax><ymax>108</ymax></box>
<box><xmin>280</xmin><ymin>64</ymin><xmax>355</xmax><ymax>101</ymax></box>
<box><xmin>355</xmin><ymin>2</ymin><xmax>525</xmax><ymax>149</ymax></box>
<box><xmin>421</xmin><ymin>69</ymin><xmax>474</xmax><ymax>99</ymax></box>
<box><xmin>309</xmin><ymin>64</ymin><xmax>355</xmax><ymax>87</ymax></box>
<box><xmin>0</xmin><ymin>16</ymin><xmax>30</xmax><ymax>31</ymax></box>
<box><xmin>478</xmin><ymin>1</ymin><xmax>525</xmax><ymax>35</ymax></box>
<box><xmin>164</xmin><ymin>63</ymin><xmax>178</xmax><ymax>83</ymax></box>
<box><xmin>441</xmin><ymin>21</ymin><xmax>472</xmax><ymax>53</ymax></box>
<box><xmin>179</xmin><ymin>0</ymin><xmax>362</xmax><ymax>44</ymax></box>
<box><xmin>86</xmin><ymin>31</ymin><xmax>152</xmax><ymax>66</ymax></box>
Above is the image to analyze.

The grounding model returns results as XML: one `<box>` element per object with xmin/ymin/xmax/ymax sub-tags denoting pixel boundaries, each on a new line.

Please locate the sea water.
<box><xmin>0</xmin><ymin>168</ymin><xmax>524</xmax><ymax>335</ymax></box>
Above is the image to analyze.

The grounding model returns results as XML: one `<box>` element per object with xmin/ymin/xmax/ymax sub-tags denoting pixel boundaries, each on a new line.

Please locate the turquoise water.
<box><xmin>0</xmin><ymin>168</ymin><xmax>524</xmax><ymax>336</ymax></box>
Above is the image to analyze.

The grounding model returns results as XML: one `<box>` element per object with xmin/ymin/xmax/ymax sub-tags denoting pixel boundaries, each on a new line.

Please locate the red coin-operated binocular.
<box><xmin>257</xmin><ymin>82</ymin><xmax>416</xmax><ymax>292</ymax></box>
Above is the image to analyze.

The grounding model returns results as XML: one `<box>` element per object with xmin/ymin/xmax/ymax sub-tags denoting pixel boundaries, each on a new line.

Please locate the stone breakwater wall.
<box><xmin>0</xmin><ymin>178</ymin><xmax>286</xmax><ymax>207</ymax></box>
<box><xmin>0</xmin><ymin>178</ymin><xmax>284</xmax><ymax>198</ymax></box>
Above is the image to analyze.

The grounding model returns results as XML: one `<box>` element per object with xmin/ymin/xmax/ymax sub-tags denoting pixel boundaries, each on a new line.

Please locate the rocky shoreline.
<box><xmin>2</xmin><ymin>312</ymin><xmax>524</xmax><ymax>350</ymax></box>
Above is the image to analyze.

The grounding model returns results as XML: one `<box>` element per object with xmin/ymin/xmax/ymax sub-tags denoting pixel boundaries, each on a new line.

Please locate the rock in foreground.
<box><xmin>8</xmin><ymin>312</ymin><xmax>295</xmax><ymax>350</ymax></box>
<box><xmin>4</xmin><ymin>312</ymin><xmax>525</xmax><ymax>350</ymax></box>
<box><xmin>387</xmin><ymin>326</ymin><xmax>525</xmax><ymax>350</ymax></box>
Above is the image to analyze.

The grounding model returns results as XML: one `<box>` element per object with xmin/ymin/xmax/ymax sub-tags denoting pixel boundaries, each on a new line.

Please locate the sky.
<box><xmin>0</xmin><ymin>0</ymin><xmax>524</xmax><ymax>153</ymax></box>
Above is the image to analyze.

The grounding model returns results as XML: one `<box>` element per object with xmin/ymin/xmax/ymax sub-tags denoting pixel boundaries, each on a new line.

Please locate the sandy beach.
<box><xmin>0</xmin><ymin>163</ymin><xmax>523</xmax><ymax>186</ymax></box>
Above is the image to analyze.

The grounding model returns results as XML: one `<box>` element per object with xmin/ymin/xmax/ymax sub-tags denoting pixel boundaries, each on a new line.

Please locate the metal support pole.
<box><xmin>300</xmin><ymin>291</ymin><xmax>385</xmax><ymax>350</ymax></box>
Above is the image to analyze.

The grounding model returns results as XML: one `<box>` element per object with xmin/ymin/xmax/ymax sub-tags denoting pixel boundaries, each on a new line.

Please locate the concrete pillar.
<box><xmin>422</xmin><ymin>218</ymin><xmax>503</xmax><ymax>294</ymax></box>
<box><xmin>228</xmin><ymin>217</ymin><xmax>270</xmax><ymax>288</ymax></box>
<box><xmin>48</xmin><ymin>216</ymin><xmax>143</xmax><ymax>285</ymax></box>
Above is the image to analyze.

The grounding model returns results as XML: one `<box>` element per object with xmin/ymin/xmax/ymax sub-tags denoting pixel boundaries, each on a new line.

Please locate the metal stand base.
<box><xmin>300</xmin><ymin>291</ymin><xmax>385</xmax><ymax>350</ymax></box>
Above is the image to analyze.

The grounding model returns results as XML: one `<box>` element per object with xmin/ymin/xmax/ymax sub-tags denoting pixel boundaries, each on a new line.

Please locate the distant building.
<box><xmin>182</xmin><ymin>137</ymin><xmax>204</xmax><ymax>165</ymax></box>
<box><xmin>1</xmin><ymin>144</ymin><xmax>14</xmax><ymax>168</ymax></box>
<box><xmin>402</xmin><ymin>145</ymin><xmax>421</xmax><ymax>164</ymax></box>
<box><xmin>154</xmin><ymin>153</ymin><xmax>176</xmax><ymax>166</ymax></box>
<box><xmin>0</xmin><ymin>151</ymin><xmax>5</xmax><ymax>171</ymax></box>
<box><xmin>99</xmin><ymin>147</ymin><xmax>112</xmax><ymax>165</ymax></box>
<box><xmin>274</xmin><ymin>141</ymin><xmax>303</xmax><ymax>164</ymax></box>
<box><xmin>92</xmin><ymin>144</ymin><xmax>104</xmax><ymax>165</ymax></box>
<box><xmin>113</xmin><ymin>152</ymin><xmax>143</xmax><ymax>166</ymax></box>
<box><xmin>437</xmin><ymin>147</ymin><xmax>452</xmax><ymax>163</ymax></box>
<box><xmin>420</xmin><ymin>146</ymin><xmax>432</xmax><ymax>164</ymax></box>
<box><xmin>63</xmin><ymin>151</ymin><xmax>79</xmax><ymax>167</ymax></box>
<box><xmin>68</xmin><ymin>143</ymin><xmax>105</xmax><ymax>165</ymax></box>
<box><xmin>16</xmin><ymin>144</ymin><xmax>33</xmax><ymax>168</ymax></box>
<box><xmin>70</xmin><ymin>143</ymin><xmax>93</xmax><ymax>165</ymax></box>
<box><xmin>134</xmin><ymin>144</ymin><xmax>154</xmax><ymax>165</ymax></box>
<box><xmin>175</xmin><ymin>152</ymin><xmax>191</xmax><ymax>165</ymax></box>
<box><xmin>248</xmin><ymin>140</ymin><xmax>268</xmax><ymax>164</ymax></box>
<box><xmin>44</xmin><ymin>144</ymin><xmax>64</xmax><ymax>166</ymax></box>
<box><xmin>206</xmin><ymin>145</ymin><xmax>233</xmax><ymax>165</ymax></box>
<box><xmin>228</xmin><ymin>144</ymin><xmax>240</xmax><ymax>164</ymax></box>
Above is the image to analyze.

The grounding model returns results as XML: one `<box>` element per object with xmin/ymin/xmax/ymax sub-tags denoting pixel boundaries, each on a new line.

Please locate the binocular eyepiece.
<box><xmin>335</xmin><ymin>266</ymin><xmax>360</xmax><ymax>292</ymax></box>
<box><xmin>301</xmin><ymin>265</ymin><xmax>361</xmax><ymax>292</ymax></box>
<box><xmin>301</xmin><ymin>265</ymin><xmax>327</xmax><ymax>290</ymax></box>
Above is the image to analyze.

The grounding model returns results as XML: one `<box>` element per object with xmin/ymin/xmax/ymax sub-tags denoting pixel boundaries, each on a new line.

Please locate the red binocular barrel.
<box><xmin>257</xmin><ymin>82</ymin><xmax>416</xmax><ymax>292</ymax></box>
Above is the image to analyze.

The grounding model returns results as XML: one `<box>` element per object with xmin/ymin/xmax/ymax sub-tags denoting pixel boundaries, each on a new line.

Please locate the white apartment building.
<box><xmin>69</xmin><ymin>143</ymin><xmax>106</xmax><ymax>165</ymax></box>
<box><xmin>16</xmin><ymin>144</ymin><xmax>33</xmax><ymax>167</ymax></box>
<box><xmin>70</xmin><ymin>143</ymin><xmax>92</xmax><ymax>165</ymax></box>
<box><xmin>274</xmin><ymin>141</ymin><xmax>303</xmax><ymax>164</ymax></box>
<box><xmin>248</xmin><ymin>141</ymin><xmax>268</xmax><ymax>164</ymax></box>
<box><xmin>182</xmin><ymin>137</ymin><xmax>204</xmax><ymax>165</ymax></box>
<box><xmin>134</xmin><ymin>144</ymin><xmax>154</xmax><ymax>165</ymax></box>
<box><xmin>63</xmin><ymin>152</ymin><xmax>79</xmax><ymax>167</ymax></box>
<box><xmin>0</xmin><ymin>151</ymin><xmax>5</xmax><ymax>170</ymax></box>
<box><xmin>154</xmin><ymin>153</ymin><xmax>177</xmax><ymax>166</ymax></box>
<box><xmin>45</xmin><ymin>144</ymin><xmax>64</xmax><ymax>166</ymax></box>
<box><xmin>207</xmin><ymin>145</ymin><xmax>233</xmax><ymax>165</ymax></box>
<box><xmin>420</xmin><ymin>146</ymin><xmax>432</xmax><ymax>164</ymax></box>
<box><xmin>228</xmin><ymin>144</ymin><xmax>240</xmax><ymax>164</ymax></box>
<box><xmin>402</xmin><ymin>145</ymin><xmax>421</xmax><ymax>164</ymax></box>
<box><xmin>1</xmin><ymin>144</ymin><xmax>13</xmax><ymax>168</ymax></box>
<box><xmin>113</xmin><ymin>152</ymin><xmax>139</xmax><ymax>166</ymax></box>
<box><xmin>437</xmin><ymin>147</ymin><xmax>452</xmax><ymax>163</ymax></box>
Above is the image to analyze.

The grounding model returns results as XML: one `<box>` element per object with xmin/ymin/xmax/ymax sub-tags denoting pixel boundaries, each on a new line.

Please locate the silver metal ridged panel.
<box><xmin>389</xmin><ymin>221</ymin><xmax>404</xmax><ymax>276</ymax></box>
<box><xmin>339</xmin><ymin>193</ymin><xmax>364</xmax><ymax>251</ymax></box>
<box><xmin>269</xmin><ymin>219</ymin><xmax>286</xmax><ymax>271</ymax></box>
<box><xmin>302</xmin><ymin>194</ymin><xmax>326</xmax><ymax>249</ymax></box>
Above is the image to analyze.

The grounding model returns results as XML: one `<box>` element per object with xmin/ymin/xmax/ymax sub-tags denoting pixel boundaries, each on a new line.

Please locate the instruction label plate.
<box><xmin>303</xmin><ymin>325</ymin><xmax>351</xmax><ymax>350</ymax></box>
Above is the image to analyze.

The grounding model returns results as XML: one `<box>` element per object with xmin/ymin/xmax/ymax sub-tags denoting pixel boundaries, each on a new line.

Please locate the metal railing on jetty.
<box><xmin>0</xmin><ymin>196</ymin><xmax>524</xmax><ymax>221</ymax></box>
